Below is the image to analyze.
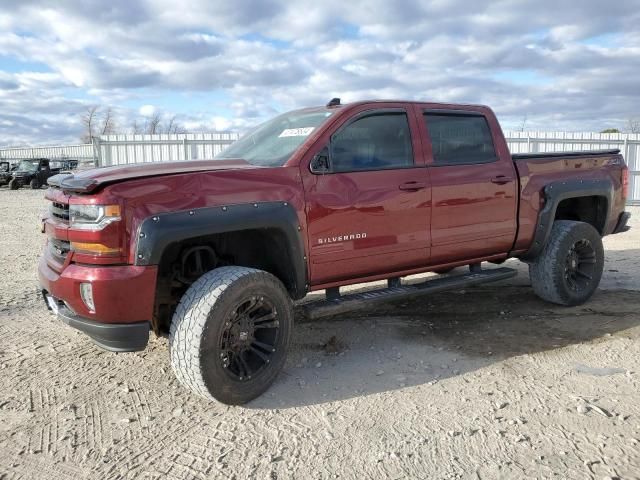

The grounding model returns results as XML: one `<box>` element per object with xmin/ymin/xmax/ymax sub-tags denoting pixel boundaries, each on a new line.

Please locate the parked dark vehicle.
<box><xmin>0</xmin><ymin>161</ymin><xmax>11</xmax><ymax>186</ymax></box>
<box><xmin>39</xmin><ymin>99</ymin><xmax>631</xmax><ymax>405</ymax></box>
<box><xmin>8</xmin><ymin>158</ymin><xmax>77</xmax><ymax>190</ymax></box>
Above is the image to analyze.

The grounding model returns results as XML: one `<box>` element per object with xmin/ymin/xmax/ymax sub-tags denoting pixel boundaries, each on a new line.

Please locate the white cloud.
<box><xmin>210</xmin><ymin>116</ymin><xmax>233</xmax><ymax>131</ymax></box>
<box><xmin>0</xmin><ymin>0</ymin><xmax>640</xmax><ymax>145</ymax></box>
<box><xmin>138</xmin><ymin>105</ymin><xmax>157</xmax><ymax>117</ymax></box>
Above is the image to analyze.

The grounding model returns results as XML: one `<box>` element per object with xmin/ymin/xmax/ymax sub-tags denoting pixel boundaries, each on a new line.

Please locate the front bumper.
<box><xmin>38</xmin><ymin>254</ymin><xmax>158</xmax><ymax>351</ymax></box>
<box><xmin>612</xmin><ymin>211</ymin><xmax>631</xmax><ymax>234</ymax></box>
<box><xmin>42</xmin><ymin>292</ymin><xmax>149</xmax><ymax>352</ymax></box>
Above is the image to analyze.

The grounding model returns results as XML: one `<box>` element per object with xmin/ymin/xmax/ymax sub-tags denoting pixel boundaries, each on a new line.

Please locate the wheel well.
<box><xmin>554</xmin><ymin>196</ymin><xmax>607</xmax><ymax>234</ymax></box>
<box><xmin>153</xmin><ymin>228</ymin><xmax>298</xmax><ymax>333</ymax></box>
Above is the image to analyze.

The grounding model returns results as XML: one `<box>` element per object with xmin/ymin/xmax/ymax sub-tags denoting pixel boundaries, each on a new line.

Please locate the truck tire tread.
<box><xmin>529</xmin><ymin>220</ymin><xmax>604</xmax><ymax>306</ymax></box>
<box><xmin>169</xmin><ymin>266</ymin><xmax>292</xmax><ymax>404</ymax></box>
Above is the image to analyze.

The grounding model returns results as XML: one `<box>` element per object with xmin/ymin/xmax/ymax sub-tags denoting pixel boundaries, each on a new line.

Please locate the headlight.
<box><xmin>69</xmin><ymin>204</ymin><xmax>121</xmax><ymax>230</ymax></box>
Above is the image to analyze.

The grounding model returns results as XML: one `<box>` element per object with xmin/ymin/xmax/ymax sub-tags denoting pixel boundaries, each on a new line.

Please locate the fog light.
<box><xmin>80</xmin><ymin>283</ymin><xmax>95</xmax><ymax>312</ymax></box>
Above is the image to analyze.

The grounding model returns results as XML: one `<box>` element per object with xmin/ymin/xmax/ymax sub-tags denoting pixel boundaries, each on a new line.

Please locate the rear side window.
<box><xmin>424</xmin><ymin>113</ymin><xmax>497</xmax><ymax>165</ymax></box>
<box><xmin>331</xmin><ymin>112</ymin><xmax>413</xmax><ymax>172</ymax></box>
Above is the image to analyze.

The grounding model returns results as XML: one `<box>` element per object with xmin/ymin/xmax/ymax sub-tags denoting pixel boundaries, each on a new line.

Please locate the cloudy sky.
<box><xmin>0</xmin><ymin>0</ymin><xmax>639</xmax><ymax>146</ymax></box>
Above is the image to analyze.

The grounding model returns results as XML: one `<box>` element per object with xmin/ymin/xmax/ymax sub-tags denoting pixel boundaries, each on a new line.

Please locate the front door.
<box><xmin>302</xmin><ymin>108</ymin><xmax>431</xmax><ymax>286</ymax></box>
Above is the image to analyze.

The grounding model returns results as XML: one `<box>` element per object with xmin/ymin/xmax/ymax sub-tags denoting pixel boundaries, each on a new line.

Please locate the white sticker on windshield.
<box><xmin>278</xmin><ymin>127</ymin><xmax>315</xmax><ymax>138</ymax></box>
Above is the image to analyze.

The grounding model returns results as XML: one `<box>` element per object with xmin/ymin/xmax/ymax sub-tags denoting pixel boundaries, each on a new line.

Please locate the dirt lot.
<box><xmin>0</xmin><ymin>189</ymin><xmax>639</xmax><ymax>480</ymax></box>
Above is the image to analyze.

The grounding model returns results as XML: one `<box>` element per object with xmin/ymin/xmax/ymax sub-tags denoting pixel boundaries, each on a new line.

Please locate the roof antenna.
<box><xmin>326</xmin><ymin>97</ymin><xmax>341</xmax><ymax>107</ymax></box>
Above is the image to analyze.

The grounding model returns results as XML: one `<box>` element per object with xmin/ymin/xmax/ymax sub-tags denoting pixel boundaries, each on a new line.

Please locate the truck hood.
<box><xmin>47</xmin><ymin>159</ymin><xmax>257</xmax><ymax>193</ymax></box>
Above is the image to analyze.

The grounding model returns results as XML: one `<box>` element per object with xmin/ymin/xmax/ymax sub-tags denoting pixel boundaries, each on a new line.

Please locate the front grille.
<box><xmin>50</xmin><ymin>202</ymin><xmax>69</xmax><ymax>222</ymax></box>
<box><xmin>49</xmin><ymin>238</ymin><xmax>71</xmax><ymax>263</ymax></box>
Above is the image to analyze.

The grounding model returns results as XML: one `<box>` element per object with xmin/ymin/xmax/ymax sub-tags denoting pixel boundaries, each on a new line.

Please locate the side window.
<box><xmin>331</xmin><ymin>113</ymin><xmax>413</xmax><ymax>172</ymax></box>
<box><xmin>424</xmin><ymin>113</ymin><xmax>497</xmax><ymax>165</ymax></box>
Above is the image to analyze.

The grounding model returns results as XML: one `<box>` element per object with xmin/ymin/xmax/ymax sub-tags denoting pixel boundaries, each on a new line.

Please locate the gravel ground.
<box><xmin>0</xmin><ymin>188</ymin><xmax>639</xmax><ymax>480</ymax></box>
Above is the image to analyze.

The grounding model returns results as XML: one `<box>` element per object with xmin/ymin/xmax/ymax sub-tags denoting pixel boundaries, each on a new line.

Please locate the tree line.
<box><xmin>81</xmin><ymin>106</ymin><xmax>186</xmax><ymax>143</ymax></box>
<box><xmin>601</xmin><ymin>119</ymin><xmax>640</xmax><ymax>134</ymax></box>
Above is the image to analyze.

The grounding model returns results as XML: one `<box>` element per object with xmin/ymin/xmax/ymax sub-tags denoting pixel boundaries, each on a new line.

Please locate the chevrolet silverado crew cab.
<box><xmin>39</xmin><ymin>99</ymin><xmax>631</xmax><ymax>405</ymax></box>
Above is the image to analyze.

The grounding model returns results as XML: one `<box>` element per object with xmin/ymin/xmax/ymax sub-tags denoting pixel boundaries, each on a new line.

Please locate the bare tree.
<box><xmin>627</xmin><ymin>117</ymin><xmax>640</xmax><ymax>134</ymax></box>
<box><xmin>165</xmin><ymin>115</ymin><xmax>177</xmax><ymax>134</ymax></box>
<box><xmin>81</xmin><ymin>105</ymin><xmax>99</xmax><ymax>143</ymax></box>
<box><xmin>145</xmin><ymin>112</ymin><xmax>162</xmax><ymax>135</ymax></box>
<box><xmin>100</xmin><ymin>107</ymin><xmax>116</xmax><ymax>135</ymax></box>
<box><xmin>164</xmin><ymin>115</ymin><xmax>186</xmax><ymax>134</ymax></box>
<box><xmin>130</xmin><ymin>119</ymin><xmax>143</xmax><ymax>134</ymax></box>
<box><xmin>141</xmin><ymin>112</ymin><xmax>187</xmax><ymax>134</ymax></box>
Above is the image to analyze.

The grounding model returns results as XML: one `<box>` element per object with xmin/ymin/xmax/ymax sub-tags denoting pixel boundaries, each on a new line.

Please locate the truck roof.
<box><xmin>323</xmin><ymin>99</ymin><xmax>492</xmax><ymax>110</ymax></box>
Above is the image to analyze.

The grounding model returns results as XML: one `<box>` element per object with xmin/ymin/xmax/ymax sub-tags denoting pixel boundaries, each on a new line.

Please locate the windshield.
<box><xmin>216</xmin><ymin>108</ymin><xmax>334</xmax><ymax>166</ymax></box>
<box><xmin>17</xmin><ymin>160</ymin><xmax>38</xmax><ymax>172</ymax></box>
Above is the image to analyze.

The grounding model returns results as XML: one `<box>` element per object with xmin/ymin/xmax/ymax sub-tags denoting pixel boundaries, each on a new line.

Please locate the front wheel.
<box><xmin>170</xmin><ymin>266</ymin><xmax>293</xmax><ymax>405</ymax></box>
<box><xmin>30</xmin><ymin>178</ymin><xmax>40</xmax><ymax>189</ymax></box>
<box><xmin>529</xmin><ymin>220</ymin><xmax>604</xmax><ymax>306</ymax></box>
<box><xmin>8</xmin><ymin>179</ymin><xmax>19</xmax><ymax>190</ymax></box>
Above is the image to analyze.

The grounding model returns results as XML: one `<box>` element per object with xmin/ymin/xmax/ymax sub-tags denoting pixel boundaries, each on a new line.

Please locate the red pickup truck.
<box><xmin>40</xmin><ymin>99</ymin><xmax>631</xmax><ymax>404</ymax></box>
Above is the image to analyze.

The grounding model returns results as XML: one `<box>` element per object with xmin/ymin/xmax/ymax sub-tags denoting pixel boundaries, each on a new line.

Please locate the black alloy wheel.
<box><xmin>219</xmin><ymin>295</ymin><xmax>280</xmax><ymax>381</ymax></box>
<box><xmin>170</xmin><ymin>266</ymin><xmax>293</xmax><ymax>404</ymax></box>
<box><xmin>563</xmin><ymin>239</ymin><xmax>597</xmax><ymax>293</ymax></box>
<box><xmin>529</xmin><ymin>220</ymin><xmax>604</xmax><ymax>306</ymax></box>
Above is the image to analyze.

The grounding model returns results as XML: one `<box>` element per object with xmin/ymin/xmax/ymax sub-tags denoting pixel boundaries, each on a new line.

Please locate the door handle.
<box><xmin>399</xmin><ymin>181</ymin><xmax>427</xmax><ymax>191</ymax></box>
<box><xmin>490</xmin><ymin>175</ymin><xmax>513</xmax><ymax>185</ymax></box>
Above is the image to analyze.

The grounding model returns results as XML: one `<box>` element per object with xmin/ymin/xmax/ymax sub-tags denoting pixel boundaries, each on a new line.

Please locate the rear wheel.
<box><xmin>529</xmin><ymin>220</ymin><xmax>604</xmax><ymax>306</ymax></box>
<box><xmin>169</xmin><ymin>266</ymin><xmax>293</xmax><ymax>405</ymax></box>
<box><xmin>30</xmin><ymin>178</ymin><xmax>40</xmax><ymax>189</ymax></box>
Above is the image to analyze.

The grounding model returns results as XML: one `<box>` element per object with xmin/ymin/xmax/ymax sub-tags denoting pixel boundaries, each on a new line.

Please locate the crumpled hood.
<box><xmin>47</xmin><ymin>159</ymin><xmax>257</xmax><ymax>193</ymax></box>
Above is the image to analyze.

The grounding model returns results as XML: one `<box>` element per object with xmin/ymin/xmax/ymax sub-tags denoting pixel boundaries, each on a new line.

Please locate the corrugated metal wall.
<box><xmin>1</xmin><ymin>131</ymin><xmax>638</xmax><ymax>204</ymax></box>
<box><xmin>0</xmin><ymin>143</ymin><xmax>96</xmax><ymax>165</ymax></box>
<box><xmin>96</xmin><ymin>133</ymin><xmax>240</xmax><ymax>166</ymax></box>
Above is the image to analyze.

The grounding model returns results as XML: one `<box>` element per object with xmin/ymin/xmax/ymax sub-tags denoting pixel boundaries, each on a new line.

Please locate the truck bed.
<box><xmin>511</xmin><ymin>148</ymin><xmax>627</xmax><ymax>256</ymax></box>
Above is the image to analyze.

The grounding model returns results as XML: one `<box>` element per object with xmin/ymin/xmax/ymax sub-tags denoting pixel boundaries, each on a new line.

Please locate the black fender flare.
<box><xmin>519</xmin><ymin>178</ymin><xmax>613</xmax><ymax>261</ymax></box>
<box><xmin>134</xmin><ymin>202</ymin><xmax>308</xmax><ymax>299</ymax></box>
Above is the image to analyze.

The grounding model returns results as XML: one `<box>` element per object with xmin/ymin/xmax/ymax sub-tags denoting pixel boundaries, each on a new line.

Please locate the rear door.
<box><xmin>419</xmin><ymin>108</ymin><xmax>518</xmax><ymax>262</ymax></box>
<box><xmin>301</xmin><ymin>105</ymin><xmax>431</xmax><ymax>285</ymax></box>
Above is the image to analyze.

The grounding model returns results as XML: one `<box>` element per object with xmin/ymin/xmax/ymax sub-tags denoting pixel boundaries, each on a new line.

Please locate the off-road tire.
<box><xmin>30</xmin><ymin>178</ymin><xmax>40</xmax><ymax>189</ymax></box>
<box><xmin>169</xmin><ymin>266</ymin><xmax>293</xmax><ymax>405</ymax></box>
<box><xmin>8</xmin><ymin>179</ymin><xmax>19</xmax><ymax>190</ymax></box>
<box><xmin>529</xmin><ymin>220</ymin><xmax>604</xmax><ymax>306</ymax></box>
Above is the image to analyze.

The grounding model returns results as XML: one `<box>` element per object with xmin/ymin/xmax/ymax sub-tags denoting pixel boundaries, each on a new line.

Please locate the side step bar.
<box><xmin>302</xmin><ymin>267</ymin><xmax>517</xmax><ymax>320</ymax></box>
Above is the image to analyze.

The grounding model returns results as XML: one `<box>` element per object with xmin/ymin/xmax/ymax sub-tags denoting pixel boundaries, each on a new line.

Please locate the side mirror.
<box><xmin>310</xmin><ymin>147</ymin><xmax>330</xmax><ymax>174</ymax></box>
